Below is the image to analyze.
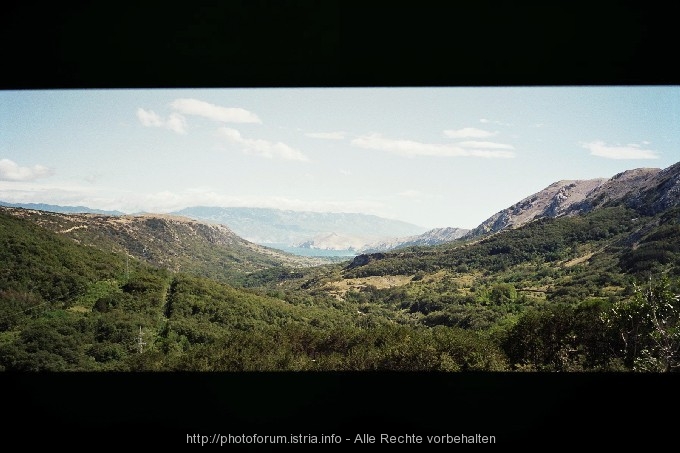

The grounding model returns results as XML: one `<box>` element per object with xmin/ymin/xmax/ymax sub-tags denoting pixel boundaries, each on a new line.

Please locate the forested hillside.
<box><xmin>2</xmin><ymin>194</ymin><xmax>680</xmax><ymax>371</ymax></box>
<box><xmin>0</xmin><ymin>210</ymin><xmax>504</xmax><ymax>371</ymax></box>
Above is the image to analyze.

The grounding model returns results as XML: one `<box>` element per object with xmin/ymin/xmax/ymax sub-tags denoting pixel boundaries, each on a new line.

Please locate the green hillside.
<box><xmin>241</xmin><ymin>205</ymin><xmax>680</xmax><ymax>371</ymax></box>
<box><xmin>0</xmin><ymin>207</ymin><xmax>329</xmax><ymax>286</ymax></box>
<box><xmin>2</xmin><ymin>200</ymin><xmax>680</xmax><ymax>372</ymax></box>
<box><xmin>0</xmin><ymin>210</ymin><xmax>505</xmax><ymax>371</ymax></box>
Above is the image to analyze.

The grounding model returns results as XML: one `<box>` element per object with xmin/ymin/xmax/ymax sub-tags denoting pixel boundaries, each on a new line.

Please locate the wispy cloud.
<box><xmin>136</xmin><ymin>108</ymin><xmax>163</xmax><ymax>127</ymax></box>
<box><xmin>126</xmin><ymin>191</ymin><xmax>385</xmax><ymax>216</ymax></box>
<box><xmin>443</xmin><ymin>127</ymin><xmax>497</xmax><ymax>139</ymax></box>
<box><xmin>305</xmin><ymin>131</ymin><xmax>346</xmax><ymax>140</ymax></box>
<box><xmin>137</xmin><ymin>108</ymin><xmax>187</xmax><ymax>134</ymax></box>
<box><xmin>0</xmin><ymin>159</ymin><xmax>53</xmax><ymax>181</ymax></box>
<box><xmin>351</xmin><ymin>134</ymin><xmax>515</xmax><ymax>158</ymax></box>
<box><xmin>166</xmin><ymin>113</ymin><xmax>187</xmax><ymax>134</ymax></box>
<box><xmin>480</xmin><ymin>118</ymin><xmax>512</xmax><ymax>126</ymax></box>
<box><xmin>0</xmin><ymin>180</ymin><xmax>107</xmax><ymax>207</ymax></box>
<box><xmin>218</xmin><ymin>127</ymin><xmax>309</xmax><ymax>161</ymax></box>
<box><xmin>218</xmin><ymin>196</ymin><xmax>385</xmax><ymax>215</ymax></box>
<box><xmin>83</xmin><ymin>173</ymin><xmax>103</xmax><ymax>184</ymax></box>
<box><xmin>170</xmin><ymin>98</ymin><xmax>261</xmax><ymax>124</ymax></box>
<box><xmin>582</xmin><ymin>140</ymin><xmax>660</xmax><ymax>160</ymax></box>
<box><xmin>456</xmin><ymin>141</ymin><xmax>514</xmax><ymax>150</ymax></box>
<box><xmin>0</xmin><ymin>182</ymin><xmax>389</xmax><ymax>219</ymax></box>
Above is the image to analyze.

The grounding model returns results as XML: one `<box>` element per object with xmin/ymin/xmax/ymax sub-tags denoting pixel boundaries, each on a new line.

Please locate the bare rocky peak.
<box><xmin>468</xmin><ymin>178</ymin><xmax>607</xmax><ymax>236</ymax></box>
<box><xmin>582</xmin><ymin>167</ymin><xmax>661</xmax><ymax>209</ymax></box>
<box><xmin>467</xmin><ymin>162</ymin><xmax>679</xmax><ymax>238</ymax></box>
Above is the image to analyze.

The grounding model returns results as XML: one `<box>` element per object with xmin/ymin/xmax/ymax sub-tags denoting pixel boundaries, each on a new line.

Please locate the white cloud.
<box><xmin>443</xmin><ymin>127</ymin><xmax>497</xmax><ymax>138</ymax></box>
<box><xmin>305</xmin><ymin>131</ymin><xmax>346</xmax><ymax>140</ymax></box>
<box><xmin>480</xmin><ymin>118</ymin><xmax>511</xmax><ymax>126</ymax></box>
<box><xmin>0</xmin><ymin>159</ymin><xmax>53</xmax><ymax>181</ymax></box>
<box><xmin>0</xmin><ymin>183</ymin><xmax>387</xmax><ymax>217</ymax></box>
<box><xmin>136</xmin><ymin>108</ymin><xmax>163</xmax><ymax>127</ymax></box>
<box><xmin>351</xmin><ymin>134</ymin><xmax>515</xmax><ymax>159</ymax></box>
<box><xmin>456</xmin><ymin>141</ymin><xmax>515</xmax><ymax>150</ymax></box>
<box><xmin>170</xmin><ymin>98</ymin><xmax>261</xmax><ymax>124</ymax></box>
<box><xmin>166</xmin><ymin>113</ymin><xmax>187</xmax><ymax>134</ymax></box>
<box><xmin>218</xmin><ymin>127</ymin><xmax>309</xmax><ymax>161</ymax></box>
<box><xmin>137</xmin><ymin>108</ymin><xmax>187</xmax><ymax>134</ymax></box>
<box><xmin>0</xmin><ymin>180</ymin><xmax>109</xmax><ymax>208</ymax></box>
<box><xmin>582</xmin><ymin>140</ymin><xmax>660</xmax><ymax>160</ymax></box>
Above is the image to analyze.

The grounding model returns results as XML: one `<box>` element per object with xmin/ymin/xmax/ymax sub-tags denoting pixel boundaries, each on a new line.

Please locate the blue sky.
<box><xmin>1</xmin><ymin>86</ymin><xmax>679</xmax><ymax>229</ymax></box>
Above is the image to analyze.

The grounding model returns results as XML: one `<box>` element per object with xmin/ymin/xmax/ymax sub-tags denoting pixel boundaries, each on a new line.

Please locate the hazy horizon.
<box><xmin>2</xmin><ymin>87</ymin><xmax>678</xmax><ymax>229</ymax></box>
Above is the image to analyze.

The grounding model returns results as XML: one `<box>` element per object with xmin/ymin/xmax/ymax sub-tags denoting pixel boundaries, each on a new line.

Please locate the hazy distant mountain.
<box><xmin>0</xmin><ymin>201</ymin><xmax>124</xmax><ymax>216</ymax></box>
<box><xmin>171</xmin><ymin>206</ymin><xmax>428</xmax><ymax>249</ymax></box>
<box><xmin>467</xmin><ymin>164</ymin><xmax>680</xmax><ymax>237</ymax></box>
<box><xmin>359</xmin><ymin>227</ymin><xmax>470</xmax><ymax>253</ymax></box>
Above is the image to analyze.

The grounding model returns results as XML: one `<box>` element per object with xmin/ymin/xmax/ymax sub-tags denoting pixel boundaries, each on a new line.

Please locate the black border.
<box><xmin>4</xmin><ymin>371</ymin><xmax>679</xmax><ymax>448</ymax></box>
<box><xmin>2</xmin><ymin>2</ymin><xmax>678</xmax><ymax>449</ymax></box>
<box><xmin>1</xmin><ymin>2</ymin><xmax>675</xmax><ymax>90</ymax></box>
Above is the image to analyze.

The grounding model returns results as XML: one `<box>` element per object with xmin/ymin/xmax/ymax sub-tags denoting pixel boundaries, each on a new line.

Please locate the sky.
<box><xmin>1</xmin><ymin>86</ymin><xmax>679</xmax><ymax>230</ymax></box>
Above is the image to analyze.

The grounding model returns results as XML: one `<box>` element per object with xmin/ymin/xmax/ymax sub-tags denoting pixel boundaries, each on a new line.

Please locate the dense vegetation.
<box><xmin>2</xmin><ymin>202</ymin><xmax>680</xmax><ymax>372</ymax></box>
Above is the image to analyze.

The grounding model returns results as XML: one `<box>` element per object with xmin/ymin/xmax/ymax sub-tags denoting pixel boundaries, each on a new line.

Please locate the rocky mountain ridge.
<box><xmin>467</xmin><ymin>163</ymin><xmax>680</xmax><ymax>237</ymax></box>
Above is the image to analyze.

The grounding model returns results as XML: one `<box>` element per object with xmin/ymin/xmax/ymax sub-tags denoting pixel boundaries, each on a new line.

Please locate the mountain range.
<box><xmin>3</xmin><ymin>162</ymin><xmax>680</xmax><ymax>256</ymax></box>
<box><xmin>170</xmin><ymin>206</ymin><xmax>430</xmax><ymax>252</ymax></box>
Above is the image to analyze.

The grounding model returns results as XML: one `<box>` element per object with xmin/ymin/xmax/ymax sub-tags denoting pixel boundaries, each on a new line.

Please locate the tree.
<box><xmin>602</xmin><ymin>275</ymin><xmax>680</xmax><ymax>372</ymax></box>
<box><xmin>489</xmin><ymin>283</ymin><xmax>517</xmax><ymax>305</ymax></box>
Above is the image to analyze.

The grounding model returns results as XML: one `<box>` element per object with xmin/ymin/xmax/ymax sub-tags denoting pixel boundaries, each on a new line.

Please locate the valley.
<box><xmin>2</xmin><ymin>162</ymin><xmax>680</xmax><ymax>372</ymax></box>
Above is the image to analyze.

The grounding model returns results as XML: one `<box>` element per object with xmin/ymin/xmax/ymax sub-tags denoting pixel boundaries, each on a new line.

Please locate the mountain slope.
<box><xmin>0</xmin><ymin>207</ymin><xmax>327</xmax><ymax>285</ymax></box>
<box><xmin>467</xmin><ymin>164</ymin><xmax>678</xmax><ymax>237</ymax></box>
<box><xmin>467</xmin><ymin>178</ymin><xmax>609</xmax><ymax>237</ymax></box>
<box><xmin>0</xmin><ymin>208</ymin><xmax>366</xmax><ymax>372</ymax></box>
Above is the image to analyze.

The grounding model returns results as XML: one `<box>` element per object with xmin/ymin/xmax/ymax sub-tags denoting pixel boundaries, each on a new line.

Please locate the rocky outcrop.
<box><xmin>346</xmin><ymin>253</ymin><xmax>387</xmax><ymax>269</ymax></box>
